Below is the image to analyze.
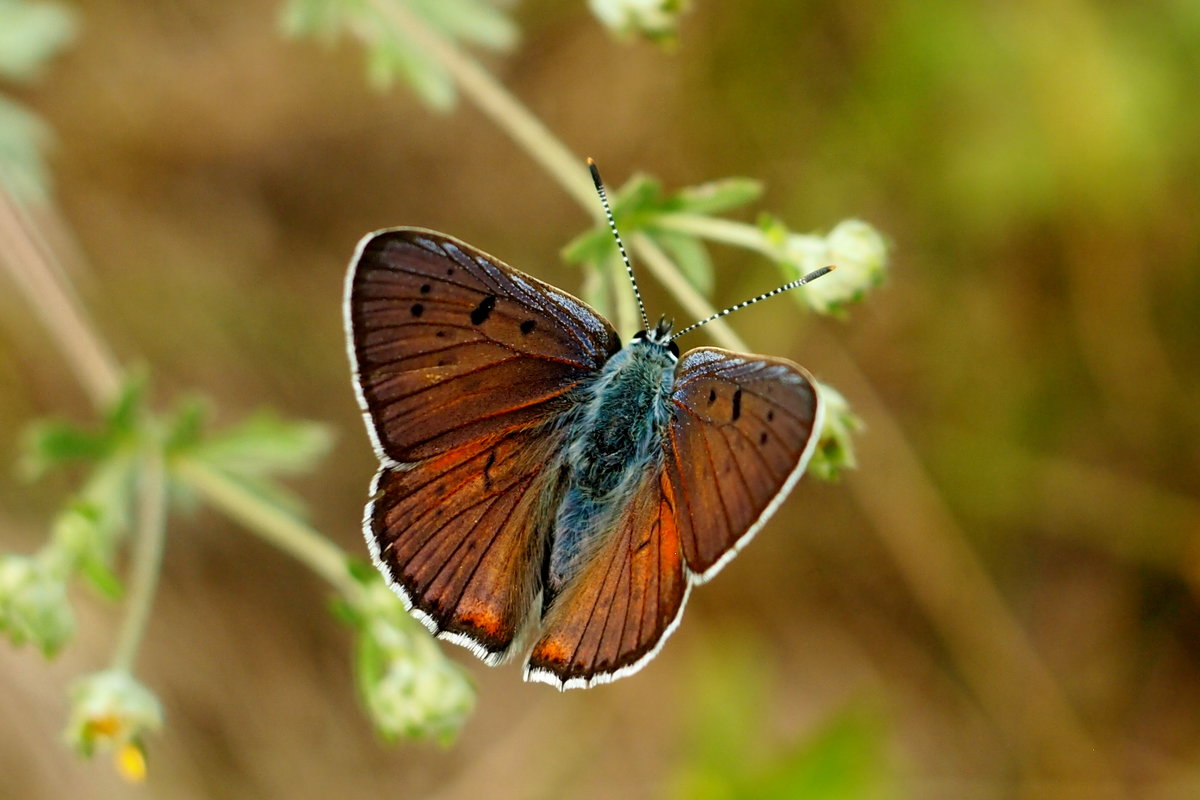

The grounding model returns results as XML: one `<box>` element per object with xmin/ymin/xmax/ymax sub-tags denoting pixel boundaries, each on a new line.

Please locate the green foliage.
<box><xmin>563</xmin><ymin>173</ymin><xmax>764</xmax><ymax>302</ymax></box>
<box><xmin>672</xmin><ymin>642</ymin><xmax>897</xmax><ymax>800</ymax></box>
<box><xmin>179</xmin><ymin>407</ymin><xmax>332</xmax><ymax>517</ymax></box>
<box><xmin>280</xmin><ymin>0</ymin><xmax>517</xmax><ymax>110</ymax></box>
<box><xmin>6</xmin><ymin>371</ymin><xmax>333</xmax><ymax>650</ymax></box>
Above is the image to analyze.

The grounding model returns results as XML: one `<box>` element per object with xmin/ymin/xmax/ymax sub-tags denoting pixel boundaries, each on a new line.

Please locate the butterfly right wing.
<box><xmin>666</xmin><ymin>347</ymin><xmax>824</xmax><ymax>581</ymax></box>
<box><xmin>346</xmin><ymin>229</ymin><xmax>620</xmax><ymax>662</ymax></box>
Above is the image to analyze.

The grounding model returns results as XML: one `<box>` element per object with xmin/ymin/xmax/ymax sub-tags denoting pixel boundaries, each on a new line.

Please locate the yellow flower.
<box><xmin>63</xmin><ymin>670</ymin><xmax>162</xmax><ymax>780</ymax></box>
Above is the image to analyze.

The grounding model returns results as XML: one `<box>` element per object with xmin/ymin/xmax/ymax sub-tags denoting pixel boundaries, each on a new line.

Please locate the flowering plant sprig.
<box><xmin>335</xmin><ymin>566</ymin><xmax>475</xmax><ymax>744</ymax></box>
<box><xmin>282</xmin><ymin>0</ymin><xmax>517</xmax><ymax>109</ymax></box>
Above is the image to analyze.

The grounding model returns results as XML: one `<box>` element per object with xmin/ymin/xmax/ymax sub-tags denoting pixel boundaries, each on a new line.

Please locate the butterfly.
<box><xmin>344</xmin><ymin>162</ymin><xmax>830</xmax><ymax>689</ymax></box>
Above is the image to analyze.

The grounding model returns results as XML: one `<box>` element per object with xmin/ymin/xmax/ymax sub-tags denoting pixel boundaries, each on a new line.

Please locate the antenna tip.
<box><xmin>587</xmin><ymin>159</ymin><xmax>602</xmax><ymax>187</ymax></box>
<box><xmin>586</xmin><ymin>156</ymin><xmax>596</xmax><ymax>166</ymax></box>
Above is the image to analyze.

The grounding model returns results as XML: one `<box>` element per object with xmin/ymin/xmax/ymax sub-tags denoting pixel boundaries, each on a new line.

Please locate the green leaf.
<box><xmin>164</xmin><ymin>395</ymin><xmax>209</xmax><ymax>454</ymax></box>
<box><xmin>367</xmin><ymin>28</ymin><xmax>456</xmax><ymax>110</ymax></box>
<box><xmin>757</xmin><ymin>211</ymin><xmax>791</xmax><ymax>249</ymax></box>
<box><xmin>188</xmin><ymin>410</ymin><xmax>332</xmax><ymax>478</ymax></box>
<box><xmin>412</xmin><ymin>0</ymin><xmax>518</xmax><ymax>51</ymax></box>
<box><xmin>279</xmin><ymin>0</ymin><xmax>354</xmax><ymax>38</ymax></box>
<box><xmin>77</xmin><ymin>556</ymin><xmax>123</xmax><ymax>600</ymax></box>
<box><xmin>104</xmin><ymin>371</ymin><xmax>149</xmax><ymax>438</ymax></box>
<box><xmin>561</xmin><ymin>228</ymin><xmax>612</xmax><ymax>265</ymax></box>
<box><xmin>281</xmin><ymin>0</ymin><xmax>518</xmax><ymax>111</ymax></box>
<box><xmin>611</xmin><ymin>173</ymin><xmax>665</xmax><ymax>220</ymax></box>
<box><xmin>0</xmin><ymin>0</ymin><xmax>76</xmax><ymax>82</ymax></box>
<box><xmin>652</xmin><ymin>230</ymin><xmax>713</xmax><ymax>294</ymax></box>
<box><xmin>20</xmin><ymin>420</ymin><xmax>113</xmax><ymax>478</ymax></box>
<box><xmin>672</xmin><ymin>177</ymin><xmax>763</xmax><ymax>215</ymax></box>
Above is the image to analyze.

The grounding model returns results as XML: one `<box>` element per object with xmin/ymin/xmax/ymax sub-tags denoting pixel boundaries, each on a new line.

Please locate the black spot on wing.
<box><xmin>520</xmin><ymin>319</ymin><xmax>536</xmax><ymax>335</ymax></box>
<box><xmin>731</xmin><ymin>388</ymin><xmax>743</xmax><ymax>421</ymax></box>
<box><xmin>410</xmin><ymin>303</ymin><xmax>424</xmax><ymax>317</ymax></box>
<box><xmin>471</xmin><ymin>295</ymin><xmax>497</xmax><ymax>325</ymax></box>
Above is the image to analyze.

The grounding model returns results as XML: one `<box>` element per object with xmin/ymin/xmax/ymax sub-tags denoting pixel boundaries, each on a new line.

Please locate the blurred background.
<box><xmin>1</xmin><ymin>0</ymin><xmax>1198</xmax><ymax>797</ymax></box>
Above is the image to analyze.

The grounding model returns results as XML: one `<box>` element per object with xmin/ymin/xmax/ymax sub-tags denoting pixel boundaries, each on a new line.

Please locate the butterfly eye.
<box><xmin>668</xmin><ymin>340</ymin><xmax>680</xmax><ymax>358</ymax></box>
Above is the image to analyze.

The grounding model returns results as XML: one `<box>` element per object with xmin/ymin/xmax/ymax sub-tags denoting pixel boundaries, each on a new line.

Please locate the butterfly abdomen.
<box><xmin>547</xmin><ymin>341</ymin><xmax>676</xmax><ymax>596</ymax></box>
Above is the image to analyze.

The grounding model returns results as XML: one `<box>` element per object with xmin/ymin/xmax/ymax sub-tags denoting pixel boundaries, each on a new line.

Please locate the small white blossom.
<box><xmin>355</xmin><ymin>580</ymin><xmax>475</xmax><ymax>743</ymax></box>
<box><xmin>588</xmin><ymin>0</ymin><xmax>689</xmax><ymax>42</ymax></box>
<box><xmin>786</xmin><ymin>219</ymin><xmax>888</xmax><ymax>316</ymax></box>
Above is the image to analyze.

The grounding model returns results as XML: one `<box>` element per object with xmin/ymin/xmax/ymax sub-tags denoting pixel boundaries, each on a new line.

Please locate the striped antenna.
<box><xmin>669</xmin><ymin>265</ymin><xmax>836</xmax><ymax>342</ymax></box>
<box><xmin>588</xmin><ymin>158</ymin><xmax>650</xmax><ymax>332</ymax></box>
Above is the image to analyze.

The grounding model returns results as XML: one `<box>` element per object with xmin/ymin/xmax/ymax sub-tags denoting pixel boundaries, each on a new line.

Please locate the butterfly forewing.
<box><xmin>666</xmin><ymin>347</ymin><xmax>823</xmax><ymax>579</ymax></box>
<box><xmin>525</xmin><ymin>470</ymin><xmax>687</xmax><ymax>689</ymax></box>
<box><xmin>347</xmin><ymin>228</ymin><xmax>619</xmax><ymax>660</ymax></box>
<box><xmin>347</xmin><ymin>229</ymin><xmax>620</xmax><ymax>462</ymax></box>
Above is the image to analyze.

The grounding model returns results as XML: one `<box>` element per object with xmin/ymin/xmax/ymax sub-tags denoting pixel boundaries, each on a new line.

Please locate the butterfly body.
<box><xmin>346</xmin><ymin>227</ymin><xmax>823</xmax><ymax>689</ymax></box>
<box><xmin>551</xmin><ymin>334</ymin><xmax>677</xmax><ymax>597</ymax></box>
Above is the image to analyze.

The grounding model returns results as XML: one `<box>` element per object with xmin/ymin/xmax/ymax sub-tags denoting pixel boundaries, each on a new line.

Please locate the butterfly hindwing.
<box><xmin>666</xmin><ymin>347</ymin><xmax>824</xmax><ymax>580</ymax></box>
<box><xmin>347</xmin><ymin>228</ymin><xmax>619</xmax><ymax>661</ymax></box>
<box><xmin>524</xmin><ymin>470</ymin><xmax>688</xmax><ymax>689</ymax></box>
<box><xmin>368</xmin><ymin>426</ymin><xmax>565</xmax><ymax>661</ymax></box>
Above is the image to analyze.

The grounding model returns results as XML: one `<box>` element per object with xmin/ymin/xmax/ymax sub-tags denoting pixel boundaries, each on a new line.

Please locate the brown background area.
<box><xmin>2</xmin><ymin>1</ymin><xmax>1199</xmax><ymax>797</ymax></box>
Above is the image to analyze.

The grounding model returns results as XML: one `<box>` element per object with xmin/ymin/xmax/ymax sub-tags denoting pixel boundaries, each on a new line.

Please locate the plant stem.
<box><xmin>111</xmin><ymin>445</ymin><xmax>167</xmax><ymax>672</ymax></box>
<box><xmin>174</xmin><ymin>460</ymin><xmax>358</xmax><ymax>599</ymax></box>
<box><xmin>0</xmin><ymin>187</ymin><xmax>122</xmax><ymax>409</ymax></box>
<box><xmin>655</xmin><ymin>213</ymin><xmax>779</xmax><ymax>259</ymax></box>
<box><xmin>629</xmin><ymin>233</ymin><xmax>746</xmax><ymax>350</ymax></box>
<box><xmin>368</xmin><ymin>0</ymin><xmax>599</xmax><ymax>218</ymax></box>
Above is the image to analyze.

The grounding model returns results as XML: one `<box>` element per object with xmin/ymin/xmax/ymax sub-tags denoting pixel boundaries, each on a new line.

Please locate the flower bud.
<box><xmin>808</xmin><ymin>382</ymin><xmax>863</xmax><ymax>481</ymax></box>
<box><xmin>354</xmin><ymin>580</ymin><xmax>475</xmax><ymax>743</ymax></box>
<box><xmin>588</xmin><ymin>0</ymin><xmax>690</xmax><ymax>43</ymax></box>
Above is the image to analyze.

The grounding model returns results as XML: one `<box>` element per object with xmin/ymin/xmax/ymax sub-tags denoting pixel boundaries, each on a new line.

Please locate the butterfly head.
<box><xmin>632</xmin><ymin>315</ymin><xmax>680</xmax><ymax>358</ymax></box>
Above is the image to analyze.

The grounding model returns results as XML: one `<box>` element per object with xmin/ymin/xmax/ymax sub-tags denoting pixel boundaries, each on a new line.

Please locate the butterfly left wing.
<box><xmin>346</xmin><ymin>228</ymin><xmax>621</xmax><ymax>662</ymax></box>
<box><xmin>524</xmin><ymin>469</ymin><xmax>688</xmax><ymax>689</ymax></box>
<box><xmin>666</xmin><ymin>347</ymin><xmax>824</xmax><ymax>581</ymax></box>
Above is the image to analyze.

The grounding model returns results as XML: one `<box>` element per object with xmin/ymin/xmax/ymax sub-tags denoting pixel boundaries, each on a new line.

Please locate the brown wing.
<box><xmin>665</xmin><ymin>347</ymin><xmax>823</xmax><ymax>581</ymax></box>
<box><xmin>367</xmin><ymin>426</ymin><xmax>565</xmax><ymax>662</ymax></box>
<box><xmin>346</xmin><ymin>228</ymin><xmax>619</xmax><ymax>661</ymax></box>
<box><xmin>523</xmin><ymin>470</ymin><xmax>688</xmax><ymax>689</ymax></box>
<box><xmin>346</xmin><ymin>228</ymin><xmax>620</xmax><ymax>463</ymax></box>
